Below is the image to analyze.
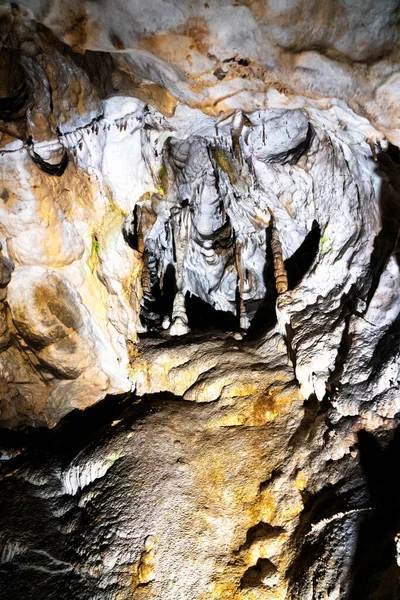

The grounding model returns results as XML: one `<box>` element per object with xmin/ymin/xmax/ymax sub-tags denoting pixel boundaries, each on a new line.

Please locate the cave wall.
<box><xmin>0</xmin><ymin>3</ymin><xmax>400</xmax><ymax>599</ymax></box>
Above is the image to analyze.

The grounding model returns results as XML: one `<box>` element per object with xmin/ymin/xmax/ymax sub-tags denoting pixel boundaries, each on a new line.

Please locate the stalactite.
<box><xmin>269</xmin><ymin>209</ymin><xmax>288</xmax><ymax>295</ymax></box>
<box><xmin>230</xmin><ymin>111</ymin><xmax>252</xmax><ymax>164</ymax></box>
<box><xmin>140</xmin><ymin>251</ymin><xmax>152</xmax><ymax>300</ymax></box>
<box><xmin>169</xmin><ymin>208</ymin><xmax>190</xmax><ymax>336</ymax></box>
<box><xmin>234</xmin><ymin>240</ymin><xmax>250</xmax><ymax>330</ymax></box>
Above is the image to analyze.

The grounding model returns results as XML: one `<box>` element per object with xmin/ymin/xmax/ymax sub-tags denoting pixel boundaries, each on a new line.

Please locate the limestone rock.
<box><xmin>0</xmin><ymin>3</ymin><xmax>399</xmax><ymax>599</ymax></box>
<box><xmin>0</xmin><ymin>255</ymin><xmax>12</xmax><ymax>288</ymax></box>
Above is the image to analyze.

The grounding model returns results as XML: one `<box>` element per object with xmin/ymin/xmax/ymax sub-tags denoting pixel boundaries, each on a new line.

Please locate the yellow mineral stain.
<box><xmin>295</xmin><ymin>470</ymin><xmax>308</xmax><ymax>491</ymax></box>
<box><xmin>134</xmin><ymin>83</ymin><xmax>178</xmax><ymax>117</ymax></box>
<box><xmin>140</xmin><ymin>32</ymin><xmax>198</xmax><ymax>67</ymax></box>
<box><xmin>246</xmin><ymin>393</ymin><xmax>279</xmax><ymax>426</ymax></box>
<box><xmin>139</xmin><ymin>17</ymin><xmax>211</xmax><ymax>69</ymax></box>
<box><xmin>128</xmin><ymin>536</ymin><xmax>158</xmax><ymax>595</ymax></box>
<box><xmin>157</xmin><ymin>163</ymin><xmax>169</xmax><ymax>196</ymax></box>
<box><xmin>212</xmin><ymin>147</ymin><xmax>238</xmax><ymax>185</ymax></box>
<box><xmin>216</xmin><ymin>394</ymin><xmax>279</xmax><ymax>428</ymax></box>
<box><xmin>189</xmin><ymin>382</ymin><xmax>304</xmax><ymax>599</ymax></box>
<box><xmin>216</xmin><ymin>380</ymin><xmax>301</xmax><ymax>428</ymax></box>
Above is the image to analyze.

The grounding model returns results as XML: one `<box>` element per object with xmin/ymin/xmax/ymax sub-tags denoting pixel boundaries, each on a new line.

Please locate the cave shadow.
<box><xmin>0</xmin><ymin>390</ymin><xmax>135</xmax><ymax>464</ymax></box>
<box><xmin>0</xmin><ymin>472</ymin><xmax>89</xmax><ymax>599</ymax></box>
<box><xmin>0</xmin><ymin>390</ymin><xmax>187</xmax><ymax>468</ymax></box>
<box><xmin>346</xmin><ymin>152</ymin><xmax>400</xmax><ymax>599</ymax></box>
<box><xmin>360</xmin><ymin>148</ymin><xmax>400</xmax><ymax>380</ymax></box>
<box><xmin>185</xmin><ymin>293</ymin><xmax>239</xmax><ymax>333</ymax></box>
<box><xmin>246</xmin><ymin>227</ymin><xmax>277</xmax><ymax>339</ymax></box>
<box><xmin>138</xmin><ymin>263</ymin><xmax>177</xmax><ymax>333</ymax></box>
<box><xmin>285</xmin><ymin>459</ymin><xmax>368</xmax><ymax>598</ymax></box>
<box><xmin>365</xmin><ymin>148</ymin><xmax>400</xmax><ymax>308</ymax></box>
<box><xmin>285</xmin><ymin>220</ymin><xmax>320</xmax><ymax>290</ymax></box>
<box><xmin>246</xmin><ymin>221</ymin><xmax>320</xmax><ymax>339</ymax></box>
<box><xmin>347</xmin><ymin>427</ymin><xmax>400</xmax><ymax>600</ymax></box>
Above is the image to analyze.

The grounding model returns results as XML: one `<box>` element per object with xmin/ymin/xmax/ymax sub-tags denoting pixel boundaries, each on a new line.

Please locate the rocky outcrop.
<box><xmin>0</xmin><ymin>340</ymin><xmax>399</xmax><ymax>599</ymax></box>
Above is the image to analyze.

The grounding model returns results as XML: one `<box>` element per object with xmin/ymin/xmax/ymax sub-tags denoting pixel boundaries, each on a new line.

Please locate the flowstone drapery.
<box><xmin>129</xmin><ymin>108</ymin><xmax>310</xmax><ymax>335</ymax></box>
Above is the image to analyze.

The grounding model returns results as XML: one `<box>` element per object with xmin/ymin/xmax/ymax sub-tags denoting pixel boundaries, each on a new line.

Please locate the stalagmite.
<box><xmin>169</xmin><ymin>207</ymin><xmax>190</xmax><ymax>336</ymax></box>
<box><xmin>169</xmin><ymin>291</ymin><xmax>190</xmax><ymax>337</ymax></box>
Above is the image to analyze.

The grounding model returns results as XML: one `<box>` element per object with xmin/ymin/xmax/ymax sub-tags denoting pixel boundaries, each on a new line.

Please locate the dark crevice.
<box><xmin>138</xmin><ymin>262</ymin><xmax>177</xmax><ymax>332</ymax></box>
<box><xmin>185</xmin><ymin>293</ymin><xmax>239</xmax><ymax>333</ymax></box>
<box><xmin>387</xmin><ymin>143</ymin><xmax>400</xmax><ymax>165</ymax></box>
<box><xmin>48</xmin><ymin>80</ymin><xmax>54</xmax><ymax>113</ymax></box>
<box><xmin>240</xmin><ymin>557</ymin><xmax>277</xmax><ymax>589</ymax></box>
<box><xmin>369</xmin><ymin>310</ymin><xmax>400</xmax><ymax>381</ymax></box>
<box><xmin>265</xmin><ymin>123</ymin><xmax>314</xmax><ymax>165</ymax></box>
<box><xmin>123</xmin><ymin>205</ymin><xmax>139</xmax><ymax>250</ymax></box>
<box><xmin>284</xmin><ymin>321</ymin><xmax>296</xmax><ymax>369</ymax></box>
<box><xmin>285</xmin><ymin>220</ymin><xmax>320</xmax><ymax>290</ymax></box>
<box><xmin>248</xmin><ymin>221</ymin><xmax>320</xmax><ymax>342</ymax></box>
<box><xmin>298</xmin><ymin>476</ymin><xmax>367</xmax><ymax>529</ymax></box>
<box><xmin>236</xmin><ymin>522</ymin><xmax>285</xmax><ymax>554</ymax></box>
<box><xmin>246</xmin><ymin>227</ymin><xmax>277</xmax><ymax>339</ymax></box>
<box><xmin>288</xmin><ymin>393</ymin><xmax>320</xmax><ymax>449</ymax></box>
<box><xmin>259</xmin><ymin>469</ymin><xmax>282</xmax><ymax>493</ymax></box>
<box><xmin>348</xmin><ymin>427</ymin><xmax>400</xmax><ymax>600</ymax></box>
<box><xmin>0</xmin><ymin>390</ymin><xmax>185</xmax><ymax>467</ymax></box>
<box><xmin>324</xmin><ymin>288</ymin><xmax>357</xmax><ymax>398</ymax></box>
<box><xmin>0</xmin><ymin>84</ymin><xmax>29</xmax><ymax>121</ymax></box>
<box><xmin>365</xmin><ymin>151</ymin><xmax>400</xmax><ymax>309</ymax></box>
<box><xmin>0</xmin><ymin>48</ymin><xmax>30</xmax><ymax>122</ymax></box>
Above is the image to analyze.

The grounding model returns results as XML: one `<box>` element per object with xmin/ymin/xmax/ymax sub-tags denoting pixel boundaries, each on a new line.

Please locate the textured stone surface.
<box><xmin>0</xmin><ymin>3</ymin><xmax>400</xmax><ymax>599</ymax></box>
<box><xmin>0</xmin><ymin>348</ymin><xmax>399</xmax><ymax>599</ymax></box>
<box><xmin>0</xmin><ymin>349</ymin><xmax>360</xmax><ymax>599</ymax></box>
<box><xmin>1</xmin><ymin>0</ymin><xmax>398</xmax><ymax>143</ymax></box>
<box><xmin>1</xmin><ymin>86</ymin><xmax>395</xmax><ymax>426</ymax></box>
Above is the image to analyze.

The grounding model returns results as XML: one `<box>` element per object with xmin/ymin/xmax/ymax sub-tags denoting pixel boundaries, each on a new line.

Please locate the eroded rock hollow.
<box><xmin>0</xmin><ymin>2</ymin><xmax>400</xmax><ymax>599</ymax></box>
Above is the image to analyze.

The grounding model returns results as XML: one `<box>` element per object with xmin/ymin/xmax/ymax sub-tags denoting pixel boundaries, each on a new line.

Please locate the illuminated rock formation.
<box><xmin>0</xmin><ymin>3</ymin><xmax>399</xmax><ymax>599</ymax></box>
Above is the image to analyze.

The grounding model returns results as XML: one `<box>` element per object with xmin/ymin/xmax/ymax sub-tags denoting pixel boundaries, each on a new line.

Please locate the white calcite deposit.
<box><xmin>0</xmin><ymin>88</ymin><xmax>396</xmax><ymax>426</ymax></box>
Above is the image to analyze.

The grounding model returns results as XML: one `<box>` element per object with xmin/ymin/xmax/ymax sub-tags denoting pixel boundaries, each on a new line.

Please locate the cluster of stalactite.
<box><xmin>128</xmin><ymin>109</ymin><xmax>309</xmax><ymax>336</ymax></box>
<box><xmin>0</xmin><ymin>11</ymin><xmax>317</xmax><ymax>339</ymax></box>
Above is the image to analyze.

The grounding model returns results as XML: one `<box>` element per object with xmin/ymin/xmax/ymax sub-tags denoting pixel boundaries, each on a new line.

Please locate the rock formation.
<box><xmin>0</xmin><ymin>2</ymin><xmax>399</xmax><ymax>599</ymax></box>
